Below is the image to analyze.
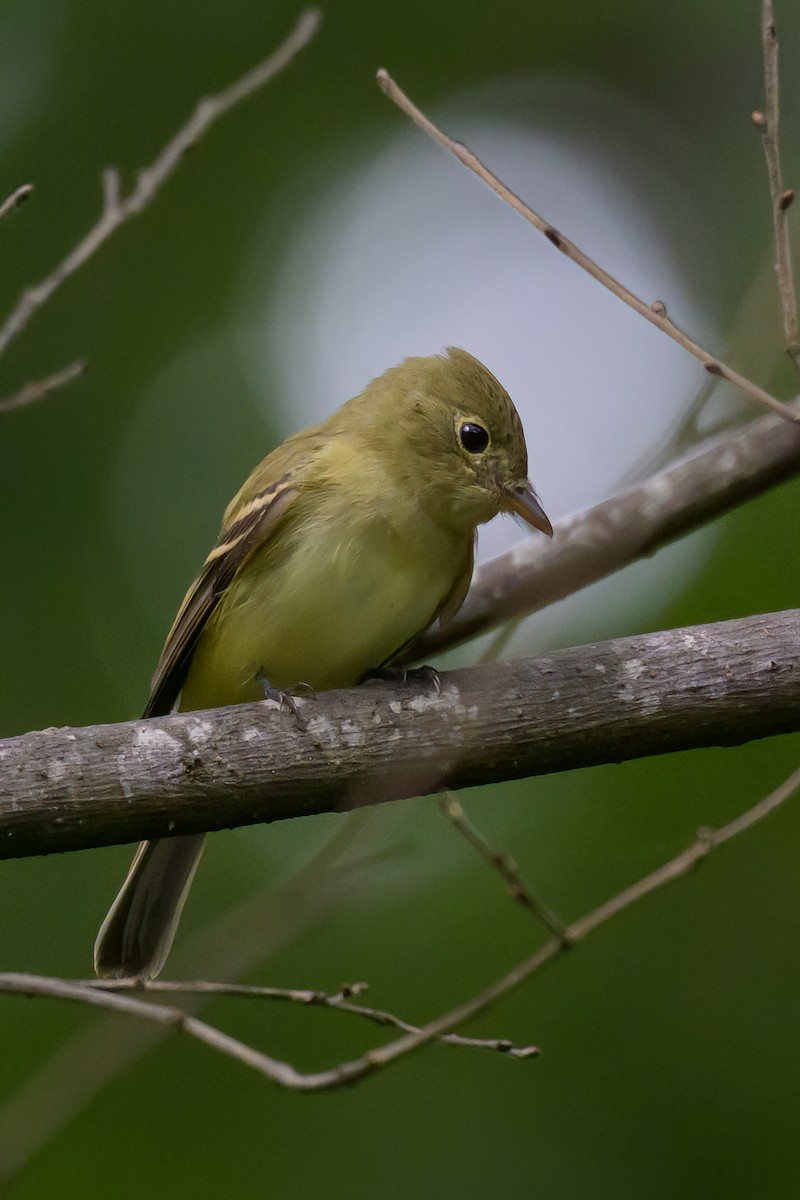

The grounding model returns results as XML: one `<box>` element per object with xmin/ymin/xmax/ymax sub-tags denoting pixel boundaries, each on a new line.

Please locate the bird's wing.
<box><xmin>434</xmin><ymin>536</ymin><xmax>475</xmax><ymax>627</ymax></box>
<box><xmin>381</xmin><ymin>535</ymin><xmax>475</xmax><ymax>670</ymax></box>
<box><xmin>144</xmin><ymin>444</ymin><xmax>316</xmax><ymax>718</ymax></box>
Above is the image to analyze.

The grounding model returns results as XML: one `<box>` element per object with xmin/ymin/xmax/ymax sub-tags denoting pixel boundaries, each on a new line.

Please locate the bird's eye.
<box><xmin>458</xmin><ymin>422</ymin><xmax>490</xmax><ymax>454</ymax></box>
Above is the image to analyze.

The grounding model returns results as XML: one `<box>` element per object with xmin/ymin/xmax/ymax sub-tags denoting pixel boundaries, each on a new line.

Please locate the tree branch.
<box><xmin>410</xmin><ymin>408</ymin><xmax>800</xmax><ymax>657</ymax></box>
<box><xmin>1</xmin><ymin>610</ymin><xmax>798</xmax><ymax>858</ymax></box>
<box><xmin>0</xmin><ymin>973</ymin><xmax>538</xmax><ymax>1091</ymax></box>
<box><xmin>376</xmin><ymin>69</ymin><xmax>800</xmax><ymax>425</ymax></box>
<box><xmin>124</xmin><ymin>978</ymin><xmax>538</xmax><ymax>1055</ymax></box>
<box><xmin>438</xmin><ymin>793</ymin><xmax>567</xmax><ymax>939</ymax></box>
<box><xmin>0</xmin><ymin>183</ymin><xmax>33</xmax><ymax>223</ymax></box>
<box><xmin>0</xmin><ymin>9</ymin><xmax>321</xmax><ymax>363</ymax></box>
<box><xmin>752</xmin><ymin>0</ymin><xmax>799</xmax><ymax>372</ymax></box>
<box><xmin>0</xmin><ymin>815</ymin><xmax>392</xmax><ymax>1181</ymax></box>
<box><xmin>0</xmin><ymin>360</ymin><xmax>85</xmax><ymax>415</ymax></box>
<box><xmin>3</xmin><ymin>764</ymin><xmax>795</xmax><ymax>1093</ymax></box>
<box><xmin>349</xmin><ymin>763</ymin><xmax>800</xmax><ymax>1082</ymax></box>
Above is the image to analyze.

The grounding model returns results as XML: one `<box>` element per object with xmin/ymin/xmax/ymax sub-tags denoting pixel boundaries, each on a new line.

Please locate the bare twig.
<box><xmin>376</xmin><ymin>69</ymin><xmax>800</xmax><ymax>425</ymax></box>
<box><xmin>0</xmin><ymin>183</ymin><xmax>33</xmax><ymax>222</ymax></box>
<box><xmin>77</xmin><ymin>976</ymin><xmax>538</xmax><ymax>1057</ymax></box>
<box><xmin>753</xmin><ymin>0</ymin><xmax>800</xmax><ymax>371</ymax></box>
<box><xmin>0</xmin><ymin>360</ymin><xmax>85</xmax><ymax>415</ymax></box>
<box><xmin>0</xmin><ymin>9</ymin><xmax>321</xmax><ymax>362</ymax></box>
<box><xmin>0</xmin><ymin>973</ymin><xmax>537</xmax><ymax>1080</ymax></box>
<box><xmin>0</xmin><ymin>974</ymin><xmax>324</xmax><ymax>1090</ymax></box>
<box><xmin>1</xmin><ymin>610</ymin><xmax>798</xmax><ymax>858</ymax></box>
<box><xmin>438</xmin><ymin>793</ymin><xmax>567</xmax><ymax>940</ymax></box>
<box><xmin>326</xmin><ymin>764</ymin><xmax>800</xmax><ymax>1084</ymax></box>
<box><xmin>0</xmin><ymin>813</ymin><xmax>387</xmax><ymax>1181</ymax></box>
<box><xmin>4</xmin><ymin>767</ymin><xmax>795</xmax><ymax>1092</ymax></box>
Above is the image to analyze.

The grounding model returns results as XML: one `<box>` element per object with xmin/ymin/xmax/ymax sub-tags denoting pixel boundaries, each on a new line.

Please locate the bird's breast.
<box><xmin>179</xmin><ymin>500</ymin><xmax>469</xmax><ymax>710</ymax></box>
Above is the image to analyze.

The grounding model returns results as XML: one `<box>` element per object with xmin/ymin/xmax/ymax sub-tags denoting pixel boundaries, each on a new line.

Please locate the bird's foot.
<box><xmin>256</xmin><ymin>671</ymin><xmax>314</xmax><ymax>730</ymax></box>
<box><xmin>362</xmin><ymin>664</ymin><xmax>442</xmax><ymax>695</ymax></box>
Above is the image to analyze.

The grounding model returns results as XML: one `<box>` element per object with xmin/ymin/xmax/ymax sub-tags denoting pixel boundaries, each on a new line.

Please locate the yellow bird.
<box><xmin>94</xmin><ymin>347</ymin><xmax>552</xmax><ymax>979</ymax></box>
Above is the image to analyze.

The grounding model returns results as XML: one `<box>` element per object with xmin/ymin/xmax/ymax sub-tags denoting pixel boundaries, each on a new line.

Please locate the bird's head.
<box><xmin>351</xmin><ymin>346</ymin><xmax>553</xmax><ymax>538</ymax></box>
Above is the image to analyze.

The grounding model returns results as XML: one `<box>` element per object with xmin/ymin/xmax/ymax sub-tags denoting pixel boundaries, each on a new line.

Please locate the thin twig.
<box><xmin>753</xmin><ymin>0</ymin><xmax>800</xmax><ymax>372</ymax></box>
<box><xmin>83</xmin><ymin>977</ymin><xmax>371</xmax><ymax>1002</ymax></box>
<box><xmin>332</xmin><ymin>764</ymin><xmax>800</xmax><ymax>1083</ymax></box>
<box><xmin>79</xmin><ymin>976</ymin><xmax>538</xmax><ymax>1057</ymax></box>
<box><xmin>3</xmin><ymin>767</ymin><xmax>796</xmax><ymax>1091</ymax></box>
<box><xmin>0</xmin><ymin>813</ymin><xmax>386</xmax><ymax>1183</ymax></box>
<box><xmin>438</xmin><ymin>793</ymin><xmax>567</xmax><ymax>941</ymax></box>
<box><xmin>0</xmin><ymin>184</ymin><xmax>33</xmax><ymax>223</ymax></box>
<box><xmin>0</xmin><ymin>360</ymin><xmax>85</xmax><ymax>415</ymax></box>
<box><xmin>376</xmin><ymin>69</ymin><xmax>800</xmax><ymax>425</ymax></box>
<box><xmin>0</xmin><ymin>975</ymin><xmax>319</xmax><ymax>1089</ymax></box>
<box><xmin>0</xmin><ymin>9</ymin><xmax>321</xmax><ymax>362</ymax></box>
<box><xmin>0</xmin><ymin>971</ymin><xmax>537</xmax><ymax>1091</ymax></box>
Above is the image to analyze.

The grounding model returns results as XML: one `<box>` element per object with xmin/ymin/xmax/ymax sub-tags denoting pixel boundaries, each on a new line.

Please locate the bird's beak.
<box><xmin>502</xmin><ymin>482</ymin><xmax>554</xmax><ymax>537</ymax></box>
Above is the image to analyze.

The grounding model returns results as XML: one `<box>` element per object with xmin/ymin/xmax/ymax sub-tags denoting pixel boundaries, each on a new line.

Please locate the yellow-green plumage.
<box><xmin>182</xmin><ymin>496</ymin><xmax>472</xmax><ymax>704</ymax></box>
<box><xmin>94</xmin><ymin>347</ymin><xmax>552</xmax><ymax>979</ymax></box>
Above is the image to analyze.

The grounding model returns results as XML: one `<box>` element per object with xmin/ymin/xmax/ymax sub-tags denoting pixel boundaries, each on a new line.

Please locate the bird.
<box><xmin>94</xmin><ymin>347</ymin><xmax>552</xmax><ymax>979</ymax></box>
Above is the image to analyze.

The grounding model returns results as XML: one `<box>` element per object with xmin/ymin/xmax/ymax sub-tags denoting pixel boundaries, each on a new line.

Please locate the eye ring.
<box><xmin>458</xmin><ymin>421</ymin><xmax>490</xmax><ymax>454</ymax></box>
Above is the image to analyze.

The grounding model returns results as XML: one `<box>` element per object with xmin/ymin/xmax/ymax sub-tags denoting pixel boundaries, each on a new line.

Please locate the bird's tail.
<box><xmin>93</xmin><ymin>834</ymin><xmax>205</xmax><ymax>979</ymax></box>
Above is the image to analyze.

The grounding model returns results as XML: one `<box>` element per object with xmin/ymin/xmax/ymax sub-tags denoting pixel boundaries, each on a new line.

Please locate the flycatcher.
<box><xmin>94</xmin><ymin>347</ymin><xmax>552</xmax><ymax>979</ymax></box>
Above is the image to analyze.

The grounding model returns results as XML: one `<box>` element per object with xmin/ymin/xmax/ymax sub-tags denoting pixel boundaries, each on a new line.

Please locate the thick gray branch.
<box><xmin>1</xmin><ymin>610</ymin><xmax>798</xmax><ymax>859</ymax></box>
<box><xmin>412</xmin><ymin>410</ymin><xmax>800</xmax><ymax>657</ymax></box>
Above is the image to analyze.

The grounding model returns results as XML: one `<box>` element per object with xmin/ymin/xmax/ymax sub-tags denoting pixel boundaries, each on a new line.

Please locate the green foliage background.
<box><xmin>0</xmin><ymin>0</ymin><xmax>798</xmax><ymax>1195</ymax></box>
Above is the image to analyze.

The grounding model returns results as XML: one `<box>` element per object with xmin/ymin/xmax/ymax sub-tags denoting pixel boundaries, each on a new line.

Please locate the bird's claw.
<box><xmin>256</xmin><ymin>671</ymin><xmax>313</xmax><ymax>730</ymax></box>
<box><xmin>362</xmin><ymin>664</ymin><xmax>442</xmax><ymax>695</ymax></box>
